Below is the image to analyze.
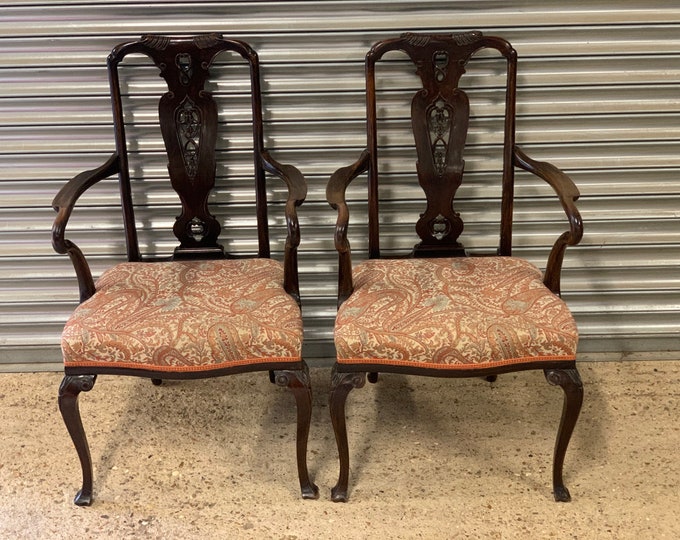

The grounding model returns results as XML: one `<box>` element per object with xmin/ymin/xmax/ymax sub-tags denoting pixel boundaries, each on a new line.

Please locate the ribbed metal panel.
<box><xmin>2</xmin><ymin>1</ymin><xmax>680</xmax><ymax>371</ymax></box>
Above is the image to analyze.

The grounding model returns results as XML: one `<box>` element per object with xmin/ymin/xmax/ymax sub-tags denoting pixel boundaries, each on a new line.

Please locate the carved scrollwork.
<box><xmin>402</xmin><ymin>32</ymin><xmax>436</xmax><ymax>47</ymax></box>
<box><xmin>401</xmin><ymin>31</ymin><xmax>483</xmax><ymax>48</ymax></box>
<box><xmin>545</xmin><ymin>368</ymin><xmax>583</xmax><ymax>390</ymax></box>
<box><xmin>59</xmin><ymin>374</ymin><xmax>97</xmax><ymax>396</ymax></box>
<box><xmin>274</xmin><ymin>371</ymin><xmax>293</xmax><ymax>387</ymax></box>
<box><xmin>175</xmin><ymin>97</ymin><xmax>201</xmax><ymax>178</ymax></box>
<box><xmin>428</xmin><ymin>99</ymin><xmax>453</xmax><ymax>175</ymax></box>
<box><xmin>330</xmin><ymin>368</ymin><xmax>366</xmax><ymax>390</ymax></box>
<box><xmin>141</xmin><ymin>34</ymin><xmax>170</xmax><ymax>51</ymax></box>
<box><xmin>452</xmin><ymin>31</ymin><xmax>483</xmax><ymax>46</ymax></box>
<box><xmin>274</xmin><ymin>363</ymin><xmax>311</xmax><ymax>389</ymax></box>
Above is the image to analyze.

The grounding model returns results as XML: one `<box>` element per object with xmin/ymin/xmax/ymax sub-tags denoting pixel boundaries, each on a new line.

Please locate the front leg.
<box><xmin>544</xmin><ymin>367</ymin><xmax>583</xmax><ymax>502</ymax></box>
<box><xmin>273</xmin><ymin>363</ymin><xmax>319</xmax><ymax>500</ymax></box>
<box><xmin>329</xmin><ymin>368</ymin><xmax>366</xmax><ymax>502</ymax></box>
<box><xmin>58</xmin><ymin>374</ymin><xmax>97</xmax><ymax>506</ymax></box>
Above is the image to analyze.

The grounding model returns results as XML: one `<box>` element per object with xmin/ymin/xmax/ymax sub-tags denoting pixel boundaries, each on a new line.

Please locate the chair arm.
<box><xmin>513</xmin><ymin>146</ymin><xmax>583</xmax><ymax>295</ymax></box>
<box><xmin>261</xmin><ymin>150</ymin><xmax>307</xmax><ymax>303</ymax></box>
<box><xmin>52</xmin><ymin>153</ymin><xmax>120</xmax><ymax>302</ymax></box>
<box><xmin>326</xmin><ymin>149</ymin><xmax>370</xmax><ymax>306</ymax></box>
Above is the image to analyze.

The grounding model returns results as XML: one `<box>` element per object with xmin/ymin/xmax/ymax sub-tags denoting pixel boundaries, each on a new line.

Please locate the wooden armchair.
<box><xmin>327</xmin><ymin>32</ymin><xmax>584</xmax><ymax>502</ymax></box>
<box><xmin>52</xmin><ymin>34</ymin><xmax>318</xmax><ymax>505</ymax></box>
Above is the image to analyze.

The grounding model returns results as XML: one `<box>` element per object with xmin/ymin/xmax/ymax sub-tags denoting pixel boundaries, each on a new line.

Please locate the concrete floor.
<box><xmin>0</xmin><ymin>360</ymin><xmax>678</xmax><ymax>539</ymax></box>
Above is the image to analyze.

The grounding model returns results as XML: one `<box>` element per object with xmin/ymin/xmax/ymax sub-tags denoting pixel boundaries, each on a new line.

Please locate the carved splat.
<box><xmin>138</xmin><ymin>34</ymin><xmax>225</xmax><ymax>257</ymax></box>
<box><xmin>393</xmin><ymin>32</ymin><xmax>486</xmax><ymax>257</ymax></box>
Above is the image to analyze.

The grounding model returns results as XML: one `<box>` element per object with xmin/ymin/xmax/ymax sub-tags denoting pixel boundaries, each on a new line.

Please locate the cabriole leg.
<box><xmin>544</xmin><ymin>367</ymin><xmax>584</xmax><ymax>502</ymax></box>
<box><xmin>329</xmin><ymin>367</ymin><xmax>366</xmax><ymax>502</ymax></box>
<box><xmin>273</xmin><ymin>363</ymin><xmax>319</xmax><ymax>500</ymax></box>
<box><xmin>58</xmin><ymin>374</ymin><xmax>97</xmax><ymax>506</ymax></box>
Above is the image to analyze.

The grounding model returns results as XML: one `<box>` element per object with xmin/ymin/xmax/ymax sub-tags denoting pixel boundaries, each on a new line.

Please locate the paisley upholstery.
<box><xmin>62</xmin><ymin>258</ymin><xmax>303</xmax><ymax>372</ymax></box>
<box><xmin>334</xmin><ymin>257</ymin><xmax>578</xmax><ymax>370</ymax></box>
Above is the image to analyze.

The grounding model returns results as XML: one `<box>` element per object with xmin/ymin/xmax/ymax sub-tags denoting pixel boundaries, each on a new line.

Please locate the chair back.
<box><xmin>107</xmin><ymin>34</ymin><xmax>272</xmax><ymax>261</ymax></box>
<box><xmin>365</xmin><ymin>32</ymin><xmax>518</xmax><ymax>258</ymax></box>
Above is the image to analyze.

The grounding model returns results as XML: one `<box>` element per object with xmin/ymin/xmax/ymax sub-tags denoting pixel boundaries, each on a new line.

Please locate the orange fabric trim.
<box><xmin>64</xmin><ymin>356</ymin><xmax>302</xmax><ymax>373</ymax></box>
<box><xmin>336</xmin><ymin>354</ymin><xmax>576</xmax><ymax>370</ymax></box>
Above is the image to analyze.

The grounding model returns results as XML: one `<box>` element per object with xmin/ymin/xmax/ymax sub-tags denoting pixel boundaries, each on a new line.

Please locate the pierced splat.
<box><xmin>120</xmin><ymin>34</ymin><xmax>228</xmax><ymax>258</ymax></box>
<box><xmin>399</xmin><ymin>33</ymin><xmax>486</xmax><ymax>256</ymax></box>
<box><xmin>359</xmin><ymin>31</ymin><xmax>519</xmax><ymax>260</ymax></box>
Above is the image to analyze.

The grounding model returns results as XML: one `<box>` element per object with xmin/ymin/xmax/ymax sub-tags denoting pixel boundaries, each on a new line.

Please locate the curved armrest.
<box><xmin>513</xmin><ymin>146</ymin><xmax>583</xmax><ymax>295</ymax></box>
<box><xmin>52</xmin><ymin>153</ymin><xmax>120</xmax><ymax>302</ymax></box>
<box><xmin>326</xmin><ymin>149</ymin><xmax>370</xmax><ymax>306</ymax></box>
<box><xmin>261</xmin><ymin>149</ymin><xmax>307</xmax><ymax>303</ymax></box>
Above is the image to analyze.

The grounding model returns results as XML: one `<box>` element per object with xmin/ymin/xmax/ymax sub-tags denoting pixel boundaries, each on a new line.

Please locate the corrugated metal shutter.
<box><xmin>2</xmin><ymin>1</ymin><xmax>680</xmax><ymax>372</ymax></box>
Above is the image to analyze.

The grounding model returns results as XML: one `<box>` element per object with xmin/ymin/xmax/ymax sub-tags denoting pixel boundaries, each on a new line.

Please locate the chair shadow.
<box><xmin>319</xmin><ymin>367</ymin><xmax>607</xmax><ymax>500</ymax></box>
<box><xmin>76</xmin><ymin>372</ymin><xmax>306</xmax><ymax>502</ymax></box>
<box><xmin>67</xmin><ymin>364</ymin><xmax>607</xmax><ymax>503</ymax></box>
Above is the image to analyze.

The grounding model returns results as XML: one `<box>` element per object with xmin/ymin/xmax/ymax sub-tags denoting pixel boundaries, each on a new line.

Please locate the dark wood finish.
<box><xmin>52</xmin><ymin>153</ymin><xmax>120</xmax><ymax>302</ymax></box>
<box><xmin>544</xmin><ymin>367</ymin><xmax>584</xmax><ymax>502</ymax></box>
<box><xmin>58</xmin><ymin>375</ymin><xmax>97</xmax><ymax>506</ymax></box>
<box><xmin>329</xmin><ymin>368</ymin><xmax>366</xmax><ymax>503</ymax></box>
<box><xmin>327</xmin><ymin>32</ymin><xmax>584</xmax><ymax>502</ymax></box>
<box><xmin>52</xmin><ymin>34</ymin><xmax>316</xmax><ymax>505</ymax></box>
<box><xmin>273</xmin><ymin>365</ymin><xmax>320</xmax><ymax>500</ymax></box>
<box><xmin>514</xmin><ymin>147</ymin><xmax>583</xmax><ymax>295</ymax></box>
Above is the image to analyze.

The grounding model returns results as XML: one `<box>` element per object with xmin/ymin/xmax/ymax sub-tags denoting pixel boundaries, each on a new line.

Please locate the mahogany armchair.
<box><xmin>52</xmin><ymin>34</ymin><xmax>318</xmax><ymax>505</ymax></box>
<box><xmin>327</xmin><ymin>32</ymin><xmax>584</xmax><ymax>502</ymax></box>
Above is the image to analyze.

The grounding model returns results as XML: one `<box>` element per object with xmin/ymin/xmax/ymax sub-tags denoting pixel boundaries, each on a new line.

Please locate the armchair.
<box><xmin>53</xmin><ymin>34</ymin><xmax>318</xmax><ymax>505</ymax></box>
<box><xmin>327</xmin><ymin>32</ymin><xmax>584</xmax><ymax>502</ymax></box>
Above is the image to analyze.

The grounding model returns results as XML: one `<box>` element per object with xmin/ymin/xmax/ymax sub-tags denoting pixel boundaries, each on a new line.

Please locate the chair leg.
<box><xmin>58</xmin><ymin>374</ymin><xmax>97</xmax><ymax>506</ymax></box>
<box><xmin>273</xmin><ymin>364</ymin><xmax>319</xmax><ymax>500</ymax></box>
<box><xmin>367</xmin><ymin>372</ymin><xmax>379</xmax><ymax>383</ymax></box>
<box><xmin>329</xmin><ymin>368</ymin><xmax>366</xmax><ymax>502</ymax></box>
<box><xmin>544</xmin><ymin>367</ymin><xmax>584</xmax><ymax>502</ymax></box>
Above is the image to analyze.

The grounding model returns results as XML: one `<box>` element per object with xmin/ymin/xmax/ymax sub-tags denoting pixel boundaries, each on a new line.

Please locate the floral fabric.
<box><xmin>62</xmin><ymin>259</ymin><xmax>303</xmax><ymax>372</ymax></box>
<box><xmin>334</xmin><ymin>257</ymin><xmax>577</xmax><ymax>369</ymax></box>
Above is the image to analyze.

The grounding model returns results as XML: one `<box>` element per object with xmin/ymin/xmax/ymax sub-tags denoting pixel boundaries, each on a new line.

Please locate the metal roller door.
<box><xmin>1</xmin><ymin>1</ymin><xmax>680</xmax><ymax>371</ymax></box>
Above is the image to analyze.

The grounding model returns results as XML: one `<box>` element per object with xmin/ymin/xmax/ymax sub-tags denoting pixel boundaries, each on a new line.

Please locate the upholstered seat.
<box><xmin>335</xmin><ymin>257</ymin><xmax>577</xmax><ymax>369</ymax></box>
<box><xmin>62</xmin><ymin>259</ymin><xmax>303</xmax><ymax>372</ymax></box>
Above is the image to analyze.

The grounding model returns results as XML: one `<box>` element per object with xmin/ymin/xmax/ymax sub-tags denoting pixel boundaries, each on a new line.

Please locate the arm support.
<box><xmin>513</xmin><ymin>146</ymin><xmax>583</xmax><ymax>295</ymax></box>
<box><xmin>326</xmin><ymin>149</ymin><xmax>370</xmax><ymax>306</ymax></box>
<box><xmin>52</xmin><ymin>153</ymin><xmax>120</xmax><ymax>302</ymax></box>
<box><xmin>261</xmin><ymin>149</ymin><xmax>307</xmax><ymax>303</ymax></box>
